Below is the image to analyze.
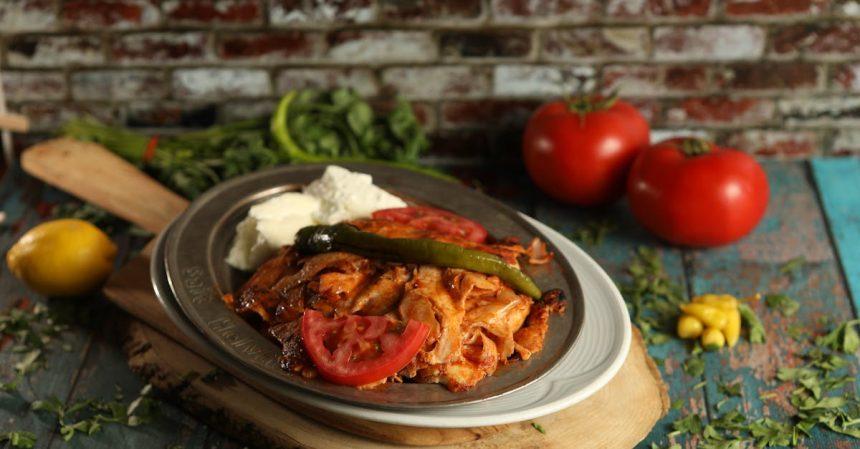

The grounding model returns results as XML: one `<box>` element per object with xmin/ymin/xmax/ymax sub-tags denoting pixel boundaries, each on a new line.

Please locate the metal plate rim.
<box><xmin>161</xmin><ymin>163</ymin><xmax>585</xmax><ymax>409</ymax></box>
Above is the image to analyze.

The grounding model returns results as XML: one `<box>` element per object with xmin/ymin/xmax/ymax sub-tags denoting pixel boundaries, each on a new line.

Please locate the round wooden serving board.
<box><xmin>122</xmin><ymin>316</ymin><xmax>667</xmax><ymax>448</ymax></box>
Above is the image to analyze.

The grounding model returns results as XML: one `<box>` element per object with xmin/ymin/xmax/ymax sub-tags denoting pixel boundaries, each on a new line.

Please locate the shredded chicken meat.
<box><xmin>224</xmin><ymin>218</ymin><xmax>564</xmax><ymax>391</ymax></box>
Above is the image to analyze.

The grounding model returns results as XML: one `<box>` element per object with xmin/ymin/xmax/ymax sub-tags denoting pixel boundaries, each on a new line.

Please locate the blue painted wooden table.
<box><xmin>0</xmin><ymin>159</ymin><xmax>857</xmax><ymax>448</ymax></box>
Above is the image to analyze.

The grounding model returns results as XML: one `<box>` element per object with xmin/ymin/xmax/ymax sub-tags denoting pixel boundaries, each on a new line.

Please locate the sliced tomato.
<box><xmin>300</xmin><ymin>310</ymin><xmax>429</xmax><ymax>386</ymax></box>
<box><xmin>372</xmin><ymin>206</ymin><xmax>488</xmax><ymax>243</ymax></box>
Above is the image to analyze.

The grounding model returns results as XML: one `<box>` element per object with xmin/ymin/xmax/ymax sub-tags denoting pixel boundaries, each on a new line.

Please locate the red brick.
<box><xmin>607</xmin><ymin>0</ymin><xmax>713</xmax><ymax>17</ymax></box>
<box><xmin>723</xmin><ymin>130</ymin><xmax>820</xmax><ymax>158</ymax></box>
<box><xmin>779</xmin><ymin>96</ymin><xmax>860</xmax><ymax>126</ymax></box>
<box><xmin>834</xmin><ymin>63</ymin><xmax>860</xmax><ymax>91</ymax></box>
<box><xmin>125</xmin><ymin>102</ymin><xmax>218</xmax><ymax>128</ymax></box>
<box><xmin>0</xmin><ymin>0</ymin><xmax>56</xmax><ymax>32</ymax></box>
<box><xmin>834</xmin><ymin>0</ymin><xmax>860</xmax><ymax>15</ymax></box>
<box><xmin>17</xmin><ymin>102</ymin><xmax>121</xmax><ymax>131</ymax></box>
<box><xmin>218</xmin><ymin>32</ymin><xmax>323</xmax><ymax>61</ymax></box>
<box><xmin>665</xmin><ymin>66</ymin><xmax>709</xmax><ymax>91</ymax></box>
<box><xmin>440</xmin><ymin>31</ymin><xmax>532</xmax><ymax>59</ymax></box>
<box><xmin>327</xmin><ymin>31</ymin><xmax>436</xmax><ymax>62</ymax></box>
<box><xmin>111</xmin><ymin>33</ymin><xmax>211</xmax><ymax>64</ymax></box>
<box><xmin>543</xmin><ymin>28</ymin><xmax>648</xmax><ymax>61</ymax></box>
<box><xmin>493</xmin><ymin>65</ymin><xmax>595</xmax><ymax>97</ymax></box>
<box><xmin>715</xmin><ymin>63</ymin><xmax>820</xmax><ymax>91</ymax></box>
<box><xmin>602</xmin><ymin>65</ymin><xmax>663</xmax><ymax>96</ymax></box>
<box><xmin>62</xmin><ymin>0</ymin><xmax>161</xmax><ymax>29</ymax></box>
<box><xmin>380</xmin><ymin>0</ymin><xmax>483</xmax><ymax>21</ymax></box>
<box><xmin>440</xmin><ymin>100</ymin><xmax>540</xmax><ymax>129</ymax></box>
<box><xmin>71</xmin><ymin>70</ymin><xmax>167</xmax><ymax>101</ymax></box>
<box><xmin>6</xmin><ymin>36</ymin><xmax>104</xmax><ymax>67</ymax></box>
<box><xmin>649</xmin><ymin>0</ymin><xmax>712</xmax><ymax>16</ymax></box>
<box><xmin>163</xmin><ymin>0</ymin><xmax>262</xmax><ymax>25</ymax></box>
<box><xmin>772</xmin><ymin>23</ymin><xmax>860</xmax><ymax>57</ymax></box>
<box><xmin>654</xmin><ymin>25</ymin><xmax>766</xmax><ymax>61</ymax></box>
<box><xmin>832</xmin><ymin>130</ymin><xmax>860</xmax><ymax>154</ymax></box>
<box><xmin>650</xmin><ymin>129</ymin><xmax>713</xmax><ymax>144</ymax></box>
<box><xmin>381</xmin><ymin>66</ymin><xmax>490</xmax><ymax>100</ymax></box>
<box><xmin>172</xmin><ymin>68</ymin><xmax>271</xmax><ymax>99</ymax></box>
<box><xmin>2</xmin><ymin>72</ymin><xmax>67</xmax><ymax>102</ymax></box>
<box><xmin>276</xmin><ymin>68</ymin><xmax>378</xmax><ymax>97</ymax></box>
<box><xmin>666</xmin><ymin>97</ymin><xmax>775</xmax><ymax>126</ymax></box>
<box><xmin>725</xmin><ymin>0</ymin><xmax>828</xmax><ymax>16</ymax></box>
<box><xmin>269</xmin><ymin>0</ymin><xmax>375</xmax><ymax>24</ymax></box>
<box><xmin>602</xmin><ymin>65</ymin><xmax>708</xmax><ymax>97</ymax></box>
<box><xmin>627</xmin><ymin>99</ymin><xmax>661</xmax><ymax>124</ymax></box>
<box><xmin>490</xmin><ymin>0</ymin><xmax>598</xmax><ymax>24</ymax></box>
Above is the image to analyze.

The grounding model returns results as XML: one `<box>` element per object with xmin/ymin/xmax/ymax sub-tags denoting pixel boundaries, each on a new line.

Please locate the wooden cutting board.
<box><xmin>22</xmin><ymin>138</ymin><xmax>669</xmax><ymax>448</ymax></box>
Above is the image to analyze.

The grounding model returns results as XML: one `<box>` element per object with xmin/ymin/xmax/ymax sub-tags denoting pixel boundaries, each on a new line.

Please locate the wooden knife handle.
<box><xmin>21</xmin><ymin>137</ymin><xmax>190</xmax><ymax>233</ymax></box>
<box><xmin>0</xmin><ymin>112</ymin><xmax>29</xmax><ymax>132</ymax></box>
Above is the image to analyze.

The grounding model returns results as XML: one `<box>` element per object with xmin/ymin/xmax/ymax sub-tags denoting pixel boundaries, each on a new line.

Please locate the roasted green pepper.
<box><xmin>294</xmin><ymin>224</ymin><xmax>542</xmax><ymax>299</ymax></box>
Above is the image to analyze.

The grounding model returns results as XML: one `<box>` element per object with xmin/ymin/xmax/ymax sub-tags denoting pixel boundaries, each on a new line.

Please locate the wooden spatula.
<box><xmin>0</xmin><ymin>112</ymin><xmax>29</xmax><ymax>133</ymax></box>
<box><xmin>20</xmin><ymin>137</ymin><xmax>189</xmax><ymax>233</ymax></box>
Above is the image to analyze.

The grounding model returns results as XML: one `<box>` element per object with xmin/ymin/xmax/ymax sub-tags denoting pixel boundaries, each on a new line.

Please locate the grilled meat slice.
<box><xmin>225</xmin><ymin>218</ymin><xmax>565</xmax><ymax>392</ymax></box>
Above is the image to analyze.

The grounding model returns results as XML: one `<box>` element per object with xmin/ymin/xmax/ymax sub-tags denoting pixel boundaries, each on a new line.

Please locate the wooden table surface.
<box><xmin>0</xmin><ymin>160</ymin><xmax>857</xmax><ymax>449</ymax></box>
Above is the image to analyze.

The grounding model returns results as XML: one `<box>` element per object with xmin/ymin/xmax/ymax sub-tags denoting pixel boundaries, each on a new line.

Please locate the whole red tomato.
<box><xmin>522</xmin><ymin>96</ymin><xmax>650</xmax><ymax>206</ymax></box>
<box><xmin>627</xmin><ymin>138</ymin><xmax>769</xmax><ymax>247</ymax></box>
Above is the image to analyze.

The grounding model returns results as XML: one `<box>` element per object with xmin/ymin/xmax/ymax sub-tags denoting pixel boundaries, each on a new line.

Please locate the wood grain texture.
<box><xmin>811</xmin><ymin>158</ymin><xmax>860</xmax><ymax>312</ymax></box>
<box><xmin>0</xmin><ymin>112</ymin><xmax>29</xmax><ymax>132</ymax></box>
<box><xmin>20</xmin><ymin>138</ymin><xmax>189</xmax><ymax>234</ymax></box>
<box><xmin>0</xmin><ymin>168</ymin><xmax>211</xmax><ymax>449</ymax></box>
<box><xmin>533</xmin><ymin>199</ymin><xmax>704</xmax><ymax>448</ymax></box>
<box><xmin>104</xmin><ymin>248</ymin><xmax>667</xmax><ymax>448</ymax></box>
<box><xmin>122</xmin><ymin>319</ymin><xmax>667</xmax><ymax>449</ymax></box>
<box><xmin>687</xmin><ymin>162</ymin><xmax>857</xmax><ymax>448</ymax></box>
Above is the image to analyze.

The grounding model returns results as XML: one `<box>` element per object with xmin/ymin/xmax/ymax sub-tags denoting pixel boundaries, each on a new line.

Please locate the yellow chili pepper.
<box><xmin>677</xmin><ymin>315</ymin><xmax>704</xmax><ymax>339</ymax></box>
<box><xmin>680</xmin><ymin>303</ymin><xmax>729</xmax><ymax>330</ymax></box>
<box><xmin>702</xmin><ymin>327</ymin><xmax>726</xmax><ymax>350</ymax></box>
<box><xmin>693</xmin><ymin>294</ymin><xmax>738</xmax><ymax>311</ymax></box>
<box><xmin>724</xmin><ymin>307</ymin><xmax>741</xmax><ymax>347</ymax></box>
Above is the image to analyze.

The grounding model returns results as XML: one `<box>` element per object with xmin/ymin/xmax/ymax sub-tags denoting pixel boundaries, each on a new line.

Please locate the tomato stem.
<box><xmin>564</xmin><ymin>91</ymin><xmax>619</xmax><ymax>117</ymax></box>
<box><xmin>680</xmin><ymin>138</ymin><xmax>712</xmax><ymax>157</ymax></box>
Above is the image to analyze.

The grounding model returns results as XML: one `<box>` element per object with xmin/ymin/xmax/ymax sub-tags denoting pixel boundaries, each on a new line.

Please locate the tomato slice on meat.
<box><xmin>372</xmin><ymin>206</ymin><xmax>488</xmax><ymax>243</ymax></box>
<box><xmin>301</xmin><ymin>310</ymin><xmax>430</xmax><ymax>386</ymax></box>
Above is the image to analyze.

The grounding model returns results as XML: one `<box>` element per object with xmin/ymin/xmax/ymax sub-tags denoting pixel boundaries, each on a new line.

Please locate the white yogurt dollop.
<box><xmin>226</xmin><ymin>166</ymin><xmax>406</xmax><ymax>271</ymax></box>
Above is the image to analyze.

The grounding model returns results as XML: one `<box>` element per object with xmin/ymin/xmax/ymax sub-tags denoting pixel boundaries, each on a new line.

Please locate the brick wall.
<box><xmin>2</xmin><ymin>0</ymin><xmax>860</xmax><ymax>166</ymax></box>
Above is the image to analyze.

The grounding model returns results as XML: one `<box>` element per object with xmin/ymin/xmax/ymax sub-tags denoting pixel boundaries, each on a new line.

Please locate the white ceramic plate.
<box><xmin>153</xmin><ymin>215</ymin><xmax>631</xmax><ymax>428</ymax></box>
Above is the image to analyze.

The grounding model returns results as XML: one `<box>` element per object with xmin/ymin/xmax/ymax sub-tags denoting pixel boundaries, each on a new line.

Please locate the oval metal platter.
<box><xmin>161</xmin><ymin>163</ymin><xmax>584</xmax><ymax>409</ymax></box>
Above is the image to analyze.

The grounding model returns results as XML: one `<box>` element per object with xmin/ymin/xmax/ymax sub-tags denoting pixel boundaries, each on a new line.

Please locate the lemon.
<box><xmin>6</xmin><ymin>219</ymin><xmax>117</xmax><ymax>297</ymax></box>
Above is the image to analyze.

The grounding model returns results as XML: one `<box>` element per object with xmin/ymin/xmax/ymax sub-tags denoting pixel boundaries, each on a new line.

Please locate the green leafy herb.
<box><xmin>32</xmin><ymin>384</ymin><xmax>159</xmax><ymax>442</ymax></box>
<box><xmin>619</xmin><ymin>247</ymin><xmax>685</xmax><ymax>346</ymax></box>
<box><xmin>737</xmin><ymin>303</ymin><xmax>766</xmax><ymax>343</ymax></box>
<box><xmin>779</xmin><ymin>256</ymin><xmax>805</xmax><ymax>277</ymax></box>
<box><xmin>531</xmin><ymin>422</ymin><xmax>546</xmax><ymax>434</ymax></box>
<box><xmin>670</xmin><ymin>413</ymin><xmax>703</xmax><ymax>436</ymax></box>
<box><xmin>716</xmin><ymin>381</ymin><xmax>742</xmax><ymax>410</ymax></box>
<box><xmin>0</xmin><ymin>431</ymin><xmax>36</xmax><ymax>449</ymax></box>
<box><xmin>816</xmin><ymin>319</ymin><xmax>860</xmax><ymax>353</ymax></box>
<box><xmin>683</xmin><ymin>347</ymin><xmax>705</xmax><ymax>377</ymax></box>
<box><xmin>570</xmin><ymin>219</ymin><xmax>616</xmax><ymax>246</ymax></box>
<box><xmin>63</xmin><ymin>89</ymin><xmax>445</xmax><ymax>200</ymax></box>
<box><xmin>748</xmin><ymin>417</ymin><xmax>793</xmax><ymax>447</ymax></box>
<box><xmin>0</xmin><ymin>301</ymin><xmax>68</xmax><ymax>387</ymax></box>
<box><xmin>286</xmin><ymin>89</ymin><xmax>428</xmax><ymax>165</ymax></box>
<box><xmin>764</xmin><ymin>293</ymin><xmax>800</xmax><ymax>317</ymax></box>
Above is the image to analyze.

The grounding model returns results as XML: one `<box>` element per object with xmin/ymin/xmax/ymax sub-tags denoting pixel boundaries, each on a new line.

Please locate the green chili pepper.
<box><xmin>295</xmin><ymin>224</ymin><xmax>543</xmax><ymax>299</ymax></box>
